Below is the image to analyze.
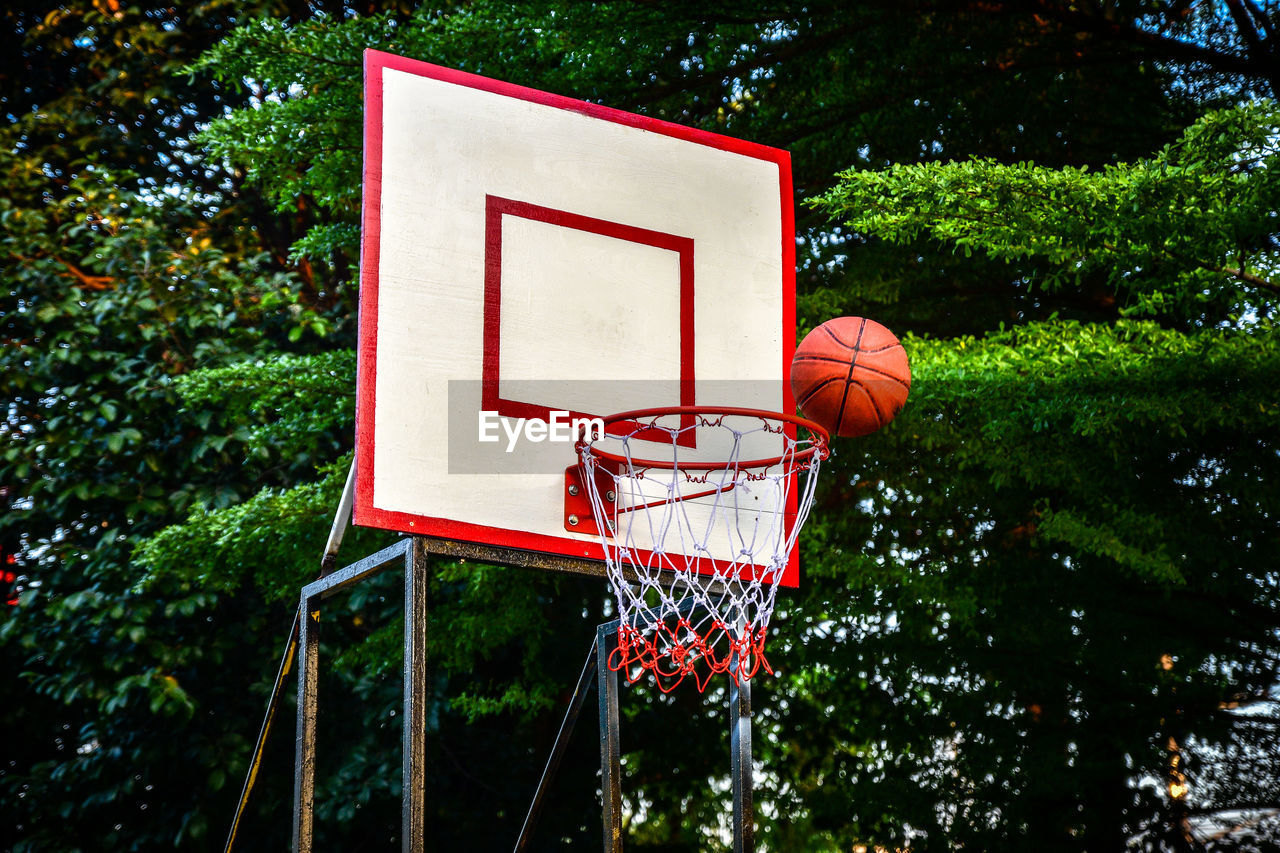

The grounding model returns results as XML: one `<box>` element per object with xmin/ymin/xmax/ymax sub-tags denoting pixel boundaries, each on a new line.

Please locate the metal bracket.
<box><xmin>563</xmin><ymin>464</ymin><xmax>615</xmax><ymax>534</ymax></box>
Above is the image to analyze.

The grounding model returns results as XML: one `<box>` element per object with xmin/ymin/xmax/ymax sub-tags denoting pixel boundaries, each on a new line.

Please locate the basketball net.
<box><xmin>575</xmin><ymin>408</ymin><xmax>828</xmax><ymax>692</ymax></box>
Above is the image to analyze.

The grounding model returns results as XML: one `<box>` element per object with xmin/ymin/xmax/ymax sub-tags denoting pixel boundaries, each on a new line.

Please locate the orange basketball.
<box><xmin>791</xmin><ymin>317</ymin><xmax>911</xmax><ymax>437</ymax></box>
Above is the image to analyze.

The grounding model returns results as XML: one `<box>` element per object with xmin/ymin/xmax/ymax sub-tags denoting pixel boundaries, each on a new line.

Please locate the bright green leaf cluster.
<box><xmin>813</xmin><ymin>102</ymin><xmax>1280</xmax><ymax>323</ymax></box>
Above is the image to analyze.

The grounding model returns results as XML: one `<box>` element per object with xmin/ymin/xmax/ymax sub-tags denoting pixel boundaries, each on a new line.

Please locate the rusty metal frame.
<box><xmin>291</xmin><ymin>535</ymin><xmax>755</xmax><ymax>853</ymax></box>
<box><xmin>290</xmin><ymin>535</ymin><xmax>430</xmax><ymax>845</ymax></box>
<box><xmin>292</xmin><ymin>538</ymin><xmax>426</xmax><ymax>853</ymax></box>
<box><xmin>290</xmin><ymin>536</ymin><xmax>618</xmax><ymax>853</ymax></box>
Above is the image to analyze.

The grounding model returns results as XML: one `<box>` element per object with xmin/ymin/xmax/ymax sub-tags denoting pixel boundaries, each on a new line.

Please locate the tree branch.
<box><xmin>1244</xmin><ymin>0</ymin><xmax>1278</xmax><ymax>41</ymax></box>
<box><xmin>1187</xmin><ymin>802</ymin><xmax>1280</xmax><ymax>818</ymax></box>
<box><xmin>1207</xmin><ymin>263</ymin><xmax>1280</xmax><ymax>294</ymax></box>
<box><xmin>1020</xmin><ymin>0</ymin><xmax>1279</xmax><ymax>92</ymax></box>
<box><xmin>1224</xmin><ymin>0</ymin><xmax>1268</xmax><ymax>58</ymax></box>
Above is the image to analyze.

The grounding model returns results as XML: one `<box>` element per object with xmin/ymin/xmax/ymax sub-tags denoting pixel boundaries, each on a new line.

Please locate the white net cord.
<box><xmin>576</xmin><ymin>409</ymin><xmax>828</xmax><ymax>692</ymax></box>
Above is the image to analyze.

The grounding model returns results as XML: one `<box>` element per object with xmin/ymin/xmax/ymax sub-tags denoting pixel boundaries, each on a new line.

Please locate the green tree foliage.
<box><xmin>0</xmin><ymin>162</ymin><xmax>311</xmax><ymax>848</ymax></box>
<box><xmin>7</xmin><ymin>1</ymin><xmax>1280</xmax><ymax>850</ymax></box>
<box><xmin>0</xmin><ymin>2</ymin><xmax>380</xmax><ymax>849</ymax></box>
<box><xmin>818</xmin><ymin>102</ymin><xmax>1280</xmax><ymax>323</ymax></box>
<box><xmin>188</xmin><ymin>0</ymin><xmax>1205</xmax><ymax>338</ymax></box>
<box><xmin>805</xmin><ymin>102</ymin><xmax>1280</xmax><ymax>848</ymax></box>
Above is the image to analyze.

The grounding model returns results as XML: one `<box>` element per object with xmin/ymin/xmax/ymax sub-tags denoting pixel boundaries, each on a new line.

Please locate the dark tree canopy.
<box><xmin>3</xmin><ymin>2</ymin><xmax>1279</xmax><ymax>851</ymax></box>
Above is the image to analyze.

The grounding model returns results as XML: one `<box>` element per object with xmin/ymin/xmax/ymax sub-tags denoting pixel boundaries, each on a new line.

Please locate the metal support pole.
<box><xmin>730</xmin><ymin>670</ymin><xmax>754</xmax><ymax>853</ymax></box>
<box><xmin>320</xmin><ymin>460</ymin><xmax>358</xmax><ymax>576</ymax></box>
<box><xmin>224</xmin><ymin>609</ymin><xmax>300</xmax><ymax>853</ymax></box>
<box><xmin>292</xmin><ymin>599</ymin><xmax>320</xmax><ymax>852</ymax></box>
<box><xmin>402</xmin><ymin>538</ymin><xmax>429</xmax><ymax>852</ymax></box>
<box><xmin>513</xmin><ymin>635</ymin><xmax>601</xmax><ymax>852</ymax></box>
<box><xmin>597</xmin><ymin>625</ymin><xmax>623</xmax><ymax>853</ymax></box>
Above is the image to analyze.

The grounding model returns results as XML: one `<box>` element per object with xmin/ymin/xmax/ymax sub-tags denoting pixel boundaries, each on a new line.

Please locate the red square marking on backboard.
<box><xmin>481</xmin><ymin>195</ymin><xmax>697</xmax><ymax>443</ymax></box>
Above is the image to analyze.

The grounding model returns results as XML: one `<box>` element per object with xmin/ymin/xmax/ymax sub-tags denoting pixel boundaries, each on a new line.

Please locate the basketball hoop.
<box><xmin>570</xmin><ymin>406</ymin><xmax>829</xmax><ymax>692</ymax></box>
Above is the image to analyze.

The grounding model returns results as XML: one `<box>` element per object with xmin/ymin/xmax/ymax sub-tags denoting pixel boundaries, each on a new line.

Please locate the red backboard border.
<box><xmin>355</xmin><ymin>49</ymin><xmax>799</xmax><ymax>586</ymax></box>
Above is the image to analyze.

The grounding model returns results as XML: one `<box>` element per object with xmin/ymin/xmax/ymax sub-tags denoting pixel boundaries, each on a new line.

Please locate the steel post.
<box><xmin>597</xmin><ymin>625</ymin><xmax>623</xmax><ymax>853</ymax></box>
<box><xmin>402</xmin><ymin>538</ymin><xmax>429</xmax><ymax>852</ymax></box>
<box><xmin>730</xmin><ymin>667</ymin><xmax>754</xmax><ymax>853</ymax></box>
<box><xmin>292</xmin><ymin>598</ymin><xmax>320</xmax><ymax>852</ymax></box>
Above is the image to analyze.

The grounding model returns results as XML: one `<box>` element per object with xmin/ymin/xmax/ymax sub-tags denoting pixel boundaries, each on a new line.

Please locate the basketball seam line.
<box><xmin>835</xmin><ymin>319</ymin><xmax>866</xmax><ymax>431</ymax></box>
<box><xmin>796</xmin><ymin>376</ymin><xmax>890</xmax><ymax>430</ymax></box>
<box><xmin>796</xmin><ymin>376</ymin><xmax>845</xmax><ymax>412</ymax></box>
<box><xmin>793</xmin><ymin>354</ymin><xmax>911</xmax><ymax>390</ymax></box>
<box><xmin>819</xmin><ymin>322</ymin><xmax>860</xmax><ymax>348</ymax></box>
<box><xmin>816</xmin><ymin>324</ymin><xmax>899</xmax><ymax>354</ymax></box>
<box><xmin>851</xmin><ymin>377</ymin><xmax>887</xmax><ymax>425</ymax></box>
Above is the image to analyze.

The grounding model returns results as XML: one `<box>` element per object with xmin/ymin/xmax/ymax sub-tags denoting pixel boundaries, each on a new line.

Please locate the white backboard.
<box><xmin>355</xmin><ymin>49</ymin><xmax>799</xmax><ymax>585</ymax></box>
